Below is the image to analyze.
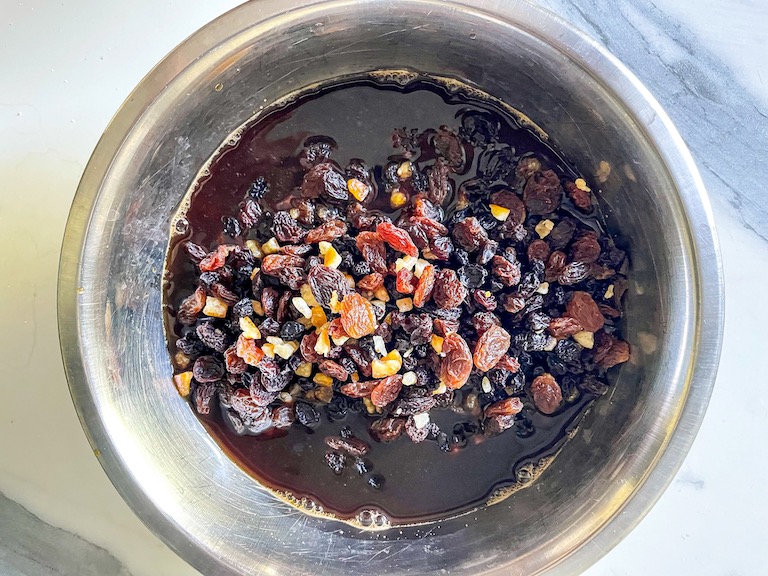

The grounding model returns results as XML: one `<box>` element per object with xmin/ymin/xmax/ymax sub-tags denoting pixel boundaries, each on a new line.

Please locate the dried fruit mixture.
<box><xmin>166</xmin><ymin>78</ymin><xmax>630</xmax><ymax>524</ymax></box>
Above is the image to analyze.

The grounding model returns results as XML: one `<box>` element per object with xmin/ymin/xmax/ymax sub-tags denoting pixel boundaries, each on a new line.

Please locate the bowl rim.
<box><xmin>58</xmin><ymin>0</ymin><xmax>724</xmax><ymax>574</ymax></box>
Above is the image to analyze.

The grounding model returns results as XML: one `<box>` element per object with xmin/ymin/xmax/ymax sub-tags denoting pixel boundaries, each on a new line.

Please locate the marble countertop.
<box><xmin>1</xmin><ymin>1</ymin><xmax>766</xmax><ymax>575</ymax></box>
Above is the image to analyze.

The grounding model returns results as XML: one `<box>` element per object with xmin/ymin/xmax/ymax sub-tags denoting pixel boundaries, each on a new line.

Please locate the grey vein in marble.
<box><xmin>539</xmin><ymin>0</ymin><xmax>768</xmax><ymax>241</ymax></box>
<box><xmin>0</xmin><ymin>491</ymin><xmax>132</xmax><ymax>576</ymax></box>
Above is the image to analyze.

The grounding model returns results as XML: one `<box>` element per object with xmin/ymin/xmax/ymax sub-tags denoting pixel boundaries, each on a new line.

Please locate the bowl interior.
<box><xmin>60</xmin><ymin>1</ymin><xmax>714</xmax><ymax>575</ymax></box>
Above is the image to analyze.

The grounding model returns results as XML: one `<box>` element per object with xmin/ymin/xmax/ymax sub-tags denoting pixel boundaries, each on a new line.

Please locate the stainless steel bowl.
<box><xmin>58</xmin><ymin>0</ymin><xmax>724</xmax><ymax>574</ymax></box>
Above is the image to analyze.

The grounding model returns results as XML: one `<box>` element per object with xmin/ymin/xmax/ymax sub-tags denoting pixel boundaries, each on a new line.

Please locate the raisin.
<box><xmin>396</xmin><ymin>268</ymin><xmax>416</xmax><ymax>294</ymax></box>
<box><xmin>548</xmin><ymin>218</ymin><xmax>576</xmax><ymax>250</ymax></box>
<box><xmin>236</xmin><ymin>334</ymin><xmax>265</xmax><ymax>366</ymax></box>
<box><xmin>433</xmin><ymin>269</ymin><xmax>467</xmax><ymax>309</ymax></box>
<box><xmin>367</xmin><ymin>474</ymin><xmax>385</xmax><ymax>490</ymax></box>
<box><xmin>527</xmin><ymin>311</ymin><xmax>551</xmax><ymax>333</ymax></box>
<box><xmin>192</xmin><ymin>355</ymin><xmax>224</xmax><ymax>383</ymax></box>
<box><xmin>473</xmin><ymin>325</ymin><xmax>511</xmax><ymax>371</ymax></box>
<box><xmin>477</xmin><ymin>239</ymin><xmax>499</xmax><ymax>266</ymax></box>
<box><xmin>393</xmin><ymin>395</ymin><xmax>436</xmax><ymax>416</ymax></box>
<box><xmin>325</xmin><ymin>451</ymin><xmax>347</xmax><ymax>475</ymax></box>
<box><xmin>548</xmin><ymin>316</ymin><xmax>583</xmax><ymax>339</ymax></box>
<box><xmin>305</xmin><ymin>219</ymin><xmax>347</xmax><ymax>243</ymax></box>
<box><xmin>340</xmin><ymin>379</ymin><xmax>378</xmax><ymax>398</ymax></box>
<box><xmin>571</xmin><ymin>231</ymin><xmax>601</xmax><ymax>264</ymax></box>
<box><xmin>523</xmin><ymin>169</ymin><xmax>562</xmax><ymax>215</ymax></box>
<box><xmin>184</xmin><ymin>241</ymin><xmax>207</xmax><ymax>264</ymax></box>
<box><xmin>223</xmin><ymin>345</ymin><xmax>247</xmax><ymax>374</ymax></box>
<box><xmin>527</xmin><ymin>239</ymin><xmax>551</xmax><ymax>262</ymax></box>
<box><xmin>319</xmin><ymin>359</ymin><xmax>349</xmax><ymax>381</ymax></box>
<box><xmin>566</xmin><ymin>291</ymin><xmax>605</xmax><ymax>332</ymax></box>
<box><xmin>460</xmin><ymin>110</ymin><xmax>499</xmax><ymax>146</ymax></box>
<box><xmin>280</xmin><ymin>320</ymin><xmax>305</xmax><ymax>341</ymax></box>
<box><xmin>177</xmin><ymin>287</ymin><xmax>206</xmax><ymax>325</ymax></box>
<box><xmin>196</xmin><ymin>322</ymin><xmax>230</xmax><ymax>353</ymax></box>
<box><xmin>343</xmin><ymin>344</ymin><xmax>372</xmax><ymax>378</ymax></box>
<box><xmin>258</xmin><ymin>317</ymin><xmax>280</xmax><ymax>338</ymax></box>
<box><xmin>593</xmin><ymin>331</ymin><xmax>631</xmax><ymax>369</ymax></box>
<box><xmin>495</xmin><ymin>355</ymin><xmax>521</xmax><ymax>373</ymax></box>
<box><xmin>492</xmin><ymin>255</ymin><xmax>521</xmax><ymax>286</ymax></box>
<box><xmin>579</xmin><ymin>374</ymin><xmax>609</xmax><ymax>395</ymax></box>
<box><xmin>401</xmin><ymin>313</ymin><xmax>433</xmax><ymax>345</ymax></box>
<box><xmin>288</xmin><ymin>199</ymin><xmax>314</xmax><ymax>227</ymax></box>
<box><xmin>429</xmin><ymin>236</ymin><xmax>454</xmax><ymax>261</ymax></box>
<box><xmin>484</xmin><ymin>397</ymin><xmax>523</xmax><ymax>417</ymax></box>
<box><xmin>355</xmin><ymin>231</ymin><xmax>388</xmax><ymax>274</ymax></box>
<box><xmin>369</xmin><ymin>417</ymin><xmax>405</xmax><ymax>443</ymax></box>
<box><xmin>339</xmin><ymin>293</ymin><xmax>377</xmax><ymax>338</ymax></box>
<box><xmin>301</xmin><ymin>162</ymin><xmax>348</xmax><ymax>201</ymax></box>
<box><xmin>473</xmin><ymin>289</ymin><xmax>497</xmax><ymax>311</ymax></box>
<box><xmin>231</xmin><ymin>298</ymin><xmax>253</xmax><ymax>320</ymax></box>
<box><xmin>452</xmin><ymin>217</ymin><xmax>488</xmax><ymax>252</ymax></box>
<box><xmin>222</xmin><ymin>216</ymin><xmax>242</xmax><ymax>238</ymax></box>
<box><xmin>257</xmin><ymin>357</ymin><xmax>289</xmax><ymax>392</ymax></box>
<box><xmin>261</xmin><ymin>287</ymin><xmax>279</xmax><ymax>318</ymax></box>
<box><xmin>210</xmin><ymin>283</ymin><xmax>239</xmax><ymax>305</ymax></box>
<box><xmin>440</xmin><ymin>333</ymin><xmax>473</xmax><ymax>389</ymax></box>
<box><xmin>271</xmin><ymin>405</ymin><xmax>294</xmax><ymax>428</ymax></box>
<box><xmin>545</xmin><ymin>250</ymin><xmax>568</xmax><ymax>282</ymax></box>
<box><xmin>376</xmin><ymin>222</ymin><xmax>418</xmax><ymax>257</ymax></box>
<box><xmin>308</xmin><ymin>265</ymin><xmax>351</xmax><ymax>307</ymax></box>
<box><xmin>293</xmin><ymin>401</ymin><xmax>321</xmax><ymax>428</ymax></box>
<box><xmin>176</xmin><ymin>333</ymin><xmax>204</xmax><ymax>357</ymax></box>
<box><xmin>190</xmin><ymin>383</ymin><xmax>216</xmax><ymax>417</ymax></box>
<box><xmin>412</xmin><ymin>196</ymin><xmax>443</xmax><ymax>220</ymax></box>
<box><xmin>370</xmin><ymin>375</ymin><xmax>403</xmax><ymax>408</ymax></box>
<box><xmin>199</xmin><ymin>245</ymin><xmax>233</xmax><ymax>272</ymax></box>
<box><xmin>276</xmin><ymin>267</ymin><xmax>304</xmax><ymax>290</ymax></box>
<box><xmin>484</xmin><ymin>414</ymin><xmax>516</xmax><ymax>436</ymax></box>
<box><xmin>325</xmin><ymin>436</ymin><xmax>370</xmax><ymax>457</ymax></box>
<box><xmin>247</xmin><ymin>176</ymin><xmax>269</xmax><ymax>199</ymax></box>
<box><xmin>565</xmin><ymin>180</ymin><xmax>593</xmax><ymax>211</ymax></box>
<box><xmin>434</xmin><ymin>125</ymin><xmax>465</xmax><ymax>169</ymax></box>
<box><xmin>410</xmin><ymin>215</ymin><xmax>448</xmax><ymax>239</ymax></box>
<box><xmin>531</xmin><ymin>373</ymin><xmax>562</xmax><ymax>414</ymax></box>
<box><xmin>357</xmin><ymin>272</ymin><xmax>384</xmax><ymax>291</ymax></box>
<box><xmin>426</xmin><ymin>157</ymin><xmax>452</xmax><ymax>205</ymax></box>
<box><xmin>472</xmin><ymin>312</ymin><xmax>501</xmax><ymax>336</ymax></box>
<box><xmin>405</xmin><ymin>416</ymin><xmax>431</xmax><ymax>443</ymax></box>
<box><xmin>261</xmin><ymin>254</ymin><xmax>305</xmax><ymax>276</ymax></box>
<box><xmin>299</xmin><ymin>135</ymin><xmax>336</xmax><ymax>166</ymax></box>
<box><xmin>557</xmin><ymin>261</ymin><xmax>590</xmax><ymax>285</ymax></box>
<box><xmin>457</xmin><ymin>264</ymin><xmax>487</xmax><ymax>289</ymax></box>
<box><xmin>502</xmin><ymin>294</ymin><xmax>526</xmax><ymax>314</ymax></box>
<box><xmin>489</xmin><ymin>190</ymin><xmax>526</xmax><ymax>225</ymax></box>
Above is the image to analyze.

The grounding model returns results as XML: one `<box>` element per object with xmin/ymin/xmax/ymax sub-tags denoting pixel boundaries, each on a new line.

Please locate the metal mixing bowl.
<box><xmin>58</xmin><ymin>0</ymin><xmax>724</xmax><ymax>574</ymax></box>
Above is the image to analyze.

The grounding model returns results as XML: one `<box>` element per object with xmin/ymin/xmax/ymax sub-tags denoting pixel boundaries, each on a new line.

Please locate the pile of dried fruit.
<box><xmin>171</xmin><ymin>117</ymin><xmax>630</xmax><ymax>479</ymax></box>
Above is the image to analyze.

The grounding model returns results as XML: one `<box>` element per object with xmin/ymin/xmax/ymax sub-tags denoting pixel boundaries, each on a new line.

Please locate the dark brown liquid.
<box><xmin>165</xmin><ymin>75</ymin><xmax>599</xmax><ymax>526</ymax></box>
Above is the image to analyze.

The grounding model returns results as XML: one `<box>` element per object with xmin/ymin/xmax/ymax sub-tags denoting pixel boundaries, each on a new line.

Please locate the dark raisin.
<box><xmin>280</xmin><ymin>321</ymin><xmax>305</xmax><ymax>341</ymax></box>
<box><xmin>366</xmin><ymin>474</ymin><xmax>385</xmax><ymax>490</ymax></box>
<box><xmin>176</xmin><ymin>332</ymin><xmax>204</xmax><ymax>356</ymax></box>
<box><xmin>257</xmin><ymin>317</ymin><xmax>280</xmax><ymax>337</ymax></box>
<box><xmin>452</xmin><ymin>217</ymin><xmax>488</xmax><ymax>252</ymax></box>
<box><xmin>457</xmin><ymin>264</ymin><xmax>488</xmax><ymax>289</ymax></box>
<box><xmin>232</xmin><ymin>298</ymin><xmax>254</xmax><ymax>319</ymax></box>
<box><xmin>355</xmin><ymin>458</ymin><xmax>371</xmax><ymax>475</ymax></box>
<box><xmin>325</xmin><ymin>451</ymin><xmax>346</xmax><ymax>475</ymax></box>
<box><xmin>196</xmin><ymin>322</ymin><xmax>230</xmax><ymax>353</ymax></box>
<box><xmin>527</xmin><ymin>311</ymin><xmax>551</xmax><ymax>333</ymax></box>
<box><xmin>184</xmin><ymin>241</ymin><xmax>207</xmax><ymax>264</ymax></box>
<box><xmin>222</xmin><ymin>216</ymin><xmax>242</xmax><ymax>238</ymax></box>
<box><xmin>192</xmin><ymin>355</ymin><xmax>224</xmax><ymax>383</ymax></box>
<box><xmin>247</xmin><ymin>176</ymin><xmax>269</xmax><ymax>199</ymax></box>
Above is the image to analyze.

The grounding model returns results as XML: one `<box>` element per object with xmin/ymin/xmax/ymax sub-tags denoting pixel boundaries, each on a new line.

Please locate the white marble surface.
<box><xmin>1</xmin><ymin>1</ymin><xmax>766</xmax><ymax>575</ymax></box>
